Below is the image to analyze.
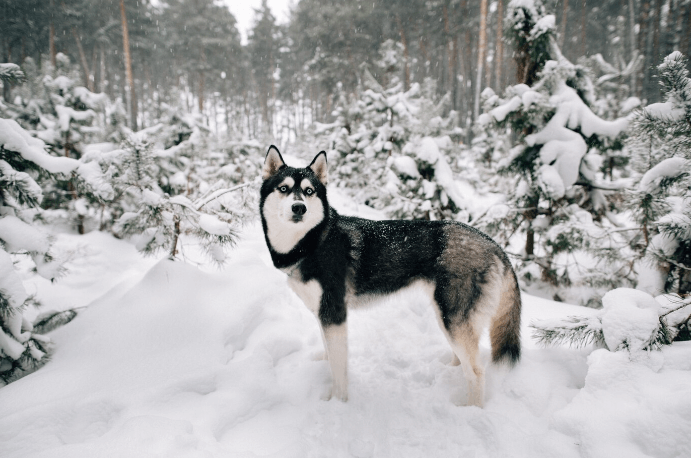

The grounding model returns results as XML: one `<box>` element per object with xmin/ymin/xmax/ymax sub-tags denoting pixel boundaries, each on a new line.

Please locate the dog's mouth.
<box><xmin>291</xmin><ymin>214</ymin><xmax>304</xmax><ymax>223</ymax></box>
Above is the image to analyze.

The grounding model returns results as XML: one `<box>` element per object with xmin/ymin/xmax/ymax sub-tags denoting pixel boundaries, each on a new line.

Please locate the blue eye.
<box><xmin>305</xmin><ymin>188</ymin><xmax>314</xmax><ymax>196</ymax></box>
<box><xmin>279</xmin><ymin>186</ymin><xmax>288</xmax><ymax>193</ymax></box>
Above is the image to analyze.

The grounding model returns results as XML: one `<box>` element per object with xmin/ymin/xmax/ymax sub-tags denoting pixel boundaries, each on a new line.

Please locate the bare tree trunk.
<box><xmin>120</xmin><ymin>0</ymin><xmax>137</xmax><ymax>130</ymax></box>
<box><xmin>673</xmin><ymin>0</ymin><xmax>686</xmax><ymax>53</ymax></box>
<box><xmin>682</xmin><ymin>3</ymin><xmax>691</xmax><ymax>57</ymax></box>
<box><xmin>49</xmin><ymin>0</ymin><xmax>56</xmax><ymax>70</ymax></box>
<box><xmin>653</xmin><ymin>0</ymin><xmax>662</xmax><ymax>66</ymax></box>
<box><xmin>419</xmin><ymin>34</ymin><xmax>429</xmax><ymax>77</ymax></box>
<box><xmin>442</xmin><ymin>2</ymin><xmax>458</xmax><ymax>104</ymax></box>
<box><xmin>559</xmin><ymin>0</ymin><xmax>569</xmax><ymax>50</ymax></box>
<box><xmin>198</xmin><ymin>71</ymin><xmax>204</xmax><ymax>113</ymax></box>
<box><xmin>581</xmin><ymin>0</ymin><xmax>587</xmax><ymax>57</ymax></box>
<box><xmin>629</xmin><ymin>0</ymin><xmax>637</xmax><ymax>95</ymax></box>
<box><xmin>639</xmin><ymin>1</ymin><xmax>651</xmax><ymax>95</ymax></box>
<box><xmin>396</xmin><ymin>14</ymin><xmax>410</xmax><ymax>91</ymax></box>
<box><xmin>496</xmin><ymin>0</ymin><xmax>504</xmax><ymax>90</ymax></box>
<box><xmin>2</xmin><ymin>36</ymin><xmax>10</xmax><ymax>103</ymax></box>
<box><xmin>71</xmin><ymin>28</ymin><xmax>94</xmax><ymax>91</ymax></box>
<box><xmin>474</xmin><ymin>0</ymin><xmax>488</xmax><ymax>120</ymax></box>
<box><xmin>99</xmin><ymin>47</ymin><xmax>107</xmax><ymax>95</ymax></box>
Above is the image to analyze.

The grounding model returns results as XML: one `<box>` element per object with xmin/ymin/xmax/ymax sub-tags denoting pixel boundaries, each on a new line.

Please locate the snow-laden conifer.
<box><xmin>531</xmin><ymin>288</ymin><xmax>690</xmax><ymax>352</ymax></box>
<box><xmin>107</xmin><ymin>137</ymin><xmax>249</xmax><ymax>264</ymax></box>
<box><xmin>626</xmin><ymin>52</ymin><xmax>691</xmax><ymax>296</ymax></box>
<box><xmin>316</xmin><ymin>40</ymin><xmax>466</xmax><ymax>221</ymax></box>
<box><xmin>474</xmin><ymin>1</ymin><xmax>633</xmax><ymax>304</ymax></box>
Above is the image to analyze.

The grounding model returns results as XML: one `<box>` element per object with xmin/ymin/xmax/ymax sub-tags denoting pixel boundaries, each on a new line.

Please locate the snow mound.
<box><xmin>601</xmin><ymin>288</ymin><xmax>662</xmax><ymax>352</ymax></box>
<box><xmin>1</xmin><ymin>226</ymin><xmax>690</xmax><ymax>457</ymax></box>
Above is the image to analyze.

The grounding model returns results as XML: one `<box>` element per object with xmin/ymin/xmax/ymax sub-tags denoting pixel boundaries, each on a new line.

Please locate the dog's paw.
<box><xmin>320</xmin><ymin>386</ymin><xmax>348</xmax><ymax>402</ymax></box>
<box><xmin>320</xmin><ymin>389</ymin><xmax>332</xmax><ymax>401</ymax></box>
<box><xmin>332</xmin><ymin>386</ymin><xmax>348</xmax><ymax>402</ymax></box>
<box><xmin>311</xmin><ymin>350</ymin><xmax>327</xmax><ymax>361</ymax></box>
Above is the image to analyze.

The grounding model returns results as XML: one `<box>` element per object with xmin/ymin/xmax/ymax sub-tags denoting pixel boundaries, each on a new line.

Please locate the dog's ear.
<box><xmin>308</xmin><ymin>151</ymin><xmax>328</xmax><ymax>185</ymax></box>
<box><xmin>263</xmin><ymin>145</ymin><xmax>285</xmax><ymax>180</ymax></box>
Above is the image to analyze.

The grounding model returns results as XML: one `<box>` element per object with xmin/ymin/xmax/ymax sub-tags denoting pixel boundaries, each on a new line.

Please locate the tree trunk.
<box><xmin>396</xmin><ymin>15</ymin><xmax>410</xmax><ymax>91</ymax></box>
<box><xmin>99</xmin><ymin>44</ymin><xmax>107</xmax><ymax>95</ymax></box>
<box><xmin>49</xmin><ymin>0</ymin><xmax>56</xmax><ymax>70</ymax></box>
<box><xmin>653</xmin><ymin>0</ymin><xmax>662</xmax><ymax>66</ymax></box>
<box><xmin>629</xmin><ymin>0</ymin><xmax>637</xmax><ymax>95</ymax></box>
<box><xmin>169</xmin><ymin>214</ymin><xmax>180</xmax><ymax>260</ymax></box>
<box><xmin>682</xmin><ymin>3</ymin><xmax>691</xmax><ymax>58</ymax></box>
<box><xmin>71</xmin><ymin>28</ymin><xmax>94</xmax><ymax>91</ymax></box>
<box><xmin>673</xmin><ymin>0</ymin><xmax>686</xmax><ymax>55</ymax></box>
<box><xmin>198</xmin><ymin>71</ymin><xmax>204</xmax><ymax>113</ymax></box>
<box><xmin>419</xmin><ymin>34</ymin><xmax>428</xmax><ymax>77</ymax></box>
<box><xmin>639</xmin><ymin>1</ymin><xmax>651</xmax><ymax>96</ymax></box>
<box><xmin>474</xmin><ymin>0</ymin><xmax>488</xmax><ymax>121</ymax></box>
<box><xmin>581</xmin><ymin>0</ymin><xmax>587</xmax><ymax>57</ymax></box>
<box><xmin>559</xmin><ymin>0</ymin><xmax>569</xmax><ymax>50</ymax></box>
<box><xmin>120</xmin><ymin>0</ymin><xmax>137</xmax><ymax>130</ymax></box>
<box><xmin>442</xmin><ymin>2</ymin><xmax>458</xmax><ymax>103</ymax></box>
<box><xmin>496</xmin><ymin>0</ymin><xmax>504</xmax><ymax>89</ymax></box>
<box><xmin>2</xmin><ymin>38</ymin><xmax>10</xmax><ymax>103</ymax></box>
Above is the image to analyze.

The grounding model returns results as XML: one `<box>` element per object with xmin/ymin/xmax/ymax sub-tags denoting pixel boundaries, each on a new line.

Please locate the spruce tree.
<box><xmin>109</xmin><ymin>138</ymin><xmax>245</xmax><ymax>264</ymax></box>
<box><xmin>316</xmin><ymin>40</ymin><xmax>466</xmax><ymax>221</ymax></box>
<box><xmin>0</xmin><ymin>68</ymin><xmax>82</xmax><ymax>382</ymax></box>
<box><xmin>474</xmin><ymin>1</ymin><xmax>632</xmax><ymax>304</ymax></box>
<box><xmin>626</xmin><ymin>51</ymin><xmax>691</xmax><ymax>296</ymax></box>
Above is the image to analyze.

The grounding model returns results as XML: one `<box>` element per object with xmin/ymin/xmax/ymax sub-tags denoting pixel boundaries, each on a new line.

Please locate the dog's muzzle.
<box><xmin>291</xmin><ymin>202</ymin><xmax>306</xmax><ymax>221</ymax></box>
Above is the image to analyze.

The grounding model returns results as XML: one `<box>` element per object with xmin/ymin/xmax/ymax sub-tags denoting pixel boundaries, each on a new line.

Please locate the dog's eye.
<box><xmin>305</xmin><ymin>188</ymin><xmax>314</xmax><ymax>196</ymax></box>
<box><xmin>278</xmin><ymin>186</ymin><xmax>289</xmax><ymax>193</ymax></box>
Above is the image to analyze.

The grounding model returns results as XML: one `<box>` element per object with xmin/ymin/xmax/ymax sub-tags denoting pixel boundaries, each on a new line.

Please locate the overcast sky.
<box><xmin>224</xmin><ymin>0</ymin><xmax>293</xmax><ymax>44</ymax></box>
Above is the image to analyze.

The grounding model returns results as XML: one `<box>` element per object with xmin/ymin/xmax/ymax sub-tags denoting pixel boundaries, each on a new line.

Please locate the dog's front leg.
<box><xmin>322</xmin><ymin>321</ymin><xmax>348</xmax><ymax>401</ymax></box>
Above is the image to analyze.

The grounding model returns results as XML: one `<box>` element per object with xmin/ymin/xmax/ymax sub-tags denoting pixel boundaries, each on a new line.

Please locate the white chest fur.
<box><xmin>287</xmin><ymin>276</ymin><xmax>323</xmax><ymax>315</ymax></box>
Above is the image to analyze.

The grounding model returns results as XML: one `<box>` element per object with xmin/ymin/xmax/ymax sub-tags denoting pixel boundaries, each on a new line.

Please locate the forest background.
<box><xmin>3</xmin><ymin>0</ymin><xmax>685</xmax><ymax>141</ymax></box>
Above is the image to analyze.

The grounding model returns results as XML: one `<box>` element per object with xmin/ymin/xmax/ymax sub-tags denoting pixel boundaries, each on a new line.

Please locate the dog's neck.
<box><xmin>262</xmin><ymin>206</ymin><xmax>333</xmax><ymax>270</ymax></box>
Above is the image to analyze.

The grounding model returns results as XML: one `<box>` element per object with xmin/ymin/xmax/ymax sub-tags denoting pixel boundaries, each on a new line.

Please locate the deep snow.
<box><xmin>1</xmin><ymin>198</ymin><xmax>690</xmax><ymax>458</ymax></box>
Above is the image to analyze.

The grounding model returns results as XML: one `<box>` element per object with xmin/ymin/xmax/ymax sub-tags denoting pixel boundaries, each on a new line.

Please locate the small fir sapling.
<box><xmin>16</xmin><ymin>53</ymin><xmax>115</xmax><ymax>234</ymax></box>
<box><xmin>316</xmin><ymin>40</ymin><xmax>466</xmax><ymax>221</ymax></box>
<box><xmin>110</xmin><ymin>138</ymin><xmax>245</xmax><ymax>264</ymax></box>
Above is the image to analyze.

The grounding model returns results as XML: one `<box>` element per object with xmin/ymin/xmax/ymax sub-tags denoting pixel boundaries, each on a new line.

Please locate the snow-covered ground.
<box><xmin>1</xmin><ymin>198</ymin><xmax>690</xmax><ymax>458</ymax></box>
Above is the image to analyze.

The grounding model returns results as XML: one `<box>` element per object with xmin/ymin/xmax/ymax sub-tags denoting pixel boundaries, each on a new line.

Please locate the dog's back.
<box><xmin>337</xmin><ymin>215</ymin><xmax>521</xmax><ymax>362</ymax></box>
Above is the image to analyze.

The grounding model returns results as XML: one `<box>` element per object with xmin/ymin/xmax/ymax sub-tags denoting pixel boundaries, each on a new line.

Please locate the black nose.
<box><xmin>292</xmin><ymin>203</ymin><xmax>306</xmax><ymax>216</ymax></box>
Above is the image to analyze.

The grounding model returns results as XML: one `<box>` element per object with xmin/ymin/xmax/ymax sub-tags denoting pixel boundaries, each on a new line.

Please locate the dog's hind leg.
<box><xmin>429</xmin><ymin>271</ymin><xmax>504</xmax><ymax>407</ymax></box>
<box><xmin>448</xmin><ymin>325</ymin><xmax>484</xmax><ymax>407</ymax></box>
<box><xmin>322</xmin><ymin>322</ymin><xmax>348</xmax><ymax>401</ymax></box>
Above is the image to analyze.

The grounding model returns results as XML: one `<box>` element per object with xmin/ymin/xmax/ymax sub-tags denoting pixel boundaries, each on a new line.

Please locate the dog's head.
<box><xmin>260</xmin><ymin>145</ymin><xmax>328</xmax><ymax>254</ymax></box>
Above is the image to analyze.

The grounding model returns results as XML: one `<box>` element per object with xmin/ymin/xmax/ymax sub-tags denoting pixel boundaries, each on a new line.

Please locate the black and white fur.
<box><xmin>260</xmin><ymin>145</ymin><xmax>521</xmax><ymax>407</ymax></box>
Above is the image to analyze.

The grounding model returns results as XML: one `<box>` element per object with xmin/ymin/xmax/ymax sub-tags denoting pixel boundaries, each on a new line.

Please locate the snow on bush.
<box><xmin>0</xmin><ymin>115</ymin><xmax>85</xmax><ymax>383</ymax></box>
<box><xmin>626</xmin><ymin>51</ymin><xmax>691</xmax><ymax>296</ymax></box>
<box><xmin>530</xmin><ymin>287</ymin><xmax>691</xmax><ymax>354</ymax></box>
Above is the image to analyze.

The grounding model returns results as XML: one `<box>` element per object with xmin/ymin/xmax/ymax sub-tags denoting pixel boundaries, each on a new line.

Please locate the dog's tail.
<box><xmin>490</xmin><ymin>267</ymin><xmax>522</xmax><ymax>366</ymax></box>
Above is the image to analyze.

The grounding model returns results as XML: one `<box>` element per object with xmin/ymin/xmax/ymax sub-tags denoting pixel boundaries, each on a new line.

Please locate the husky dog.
<box><xmin>260</xmin><ymin>145</ymin><xmax>521</xmax><ymax>407</ymax></box>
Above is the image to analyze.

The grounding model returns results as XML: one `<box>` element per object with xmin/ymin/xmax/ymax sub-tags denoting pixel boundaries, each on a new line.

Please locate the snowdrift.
<box><xmin>1</xmin><ymin>225</ymin><xmax>690</xmax><ymax>457</ymax></box>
